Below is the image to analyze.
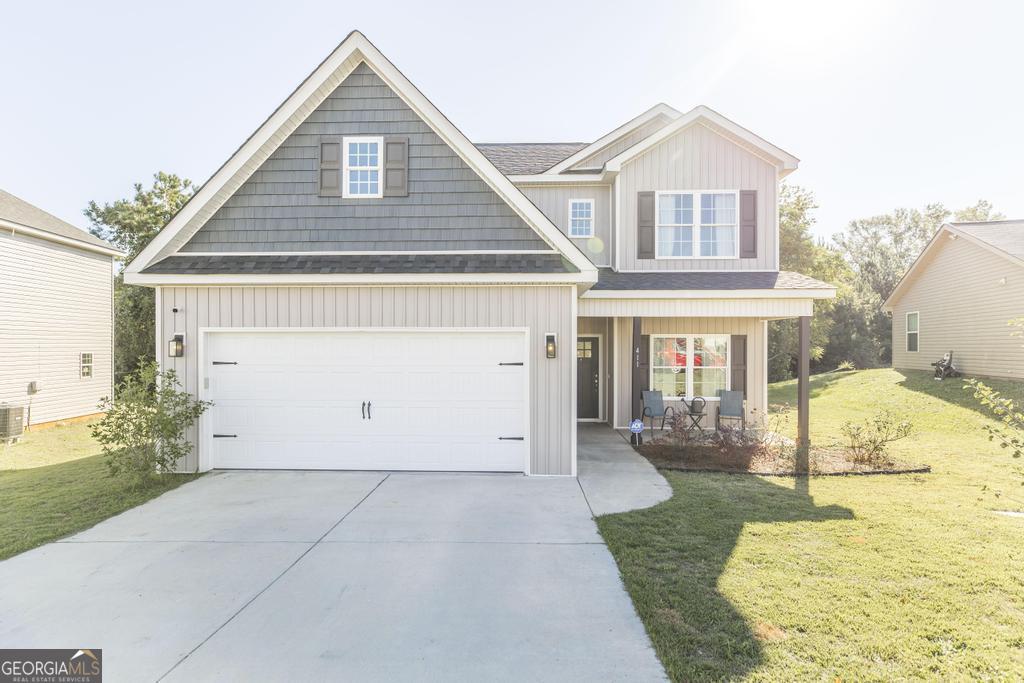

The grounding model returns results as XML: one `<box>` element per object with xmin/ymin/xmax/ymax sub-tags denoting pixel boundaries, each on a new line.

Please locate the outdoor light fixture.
<box><xmin>168</xmin><ymin>334</ymin><xmax>185</xmax><ymax>358</ymax></box>
<box><xmin>545</xmin><ymin>333</ymin><xmax>557</xmax><ymax>359</ymax></box>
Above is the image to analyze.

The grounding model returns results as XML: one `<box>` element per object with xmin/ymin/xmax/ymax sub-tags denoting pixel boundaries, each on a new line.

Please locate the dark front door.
<box><xmin>577</xmin><ymin>336</ymin><xmax>600</xmax><ymax>419</ymax></box>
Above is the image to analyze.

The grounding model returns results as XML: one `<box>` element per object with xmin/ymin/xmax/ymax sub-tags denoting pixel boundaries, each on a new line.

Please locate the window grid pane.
<box><xmin>651</xmin><ymin>335</ymin><xmax>729</xmax><ymax>399</ymax></box>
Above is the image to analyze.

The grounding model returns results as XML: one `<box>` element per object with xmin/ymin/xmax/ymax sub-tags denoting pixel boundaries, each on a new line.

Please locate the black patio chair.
<box><xmin>931</xmin><ymin>351</ymin><xmax>962</xmax><ymax>380</ymax></box>
<box><xmin>641</xmin><ymin>390</ymin><xmax>677</xmax><ymax>430</ymax></box>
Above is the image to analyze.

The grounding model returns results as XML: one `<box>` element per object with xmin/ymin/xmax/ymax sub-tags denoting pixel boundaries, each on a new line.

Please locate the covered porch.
<box><xmin>576</xmin><ymin>270</ymin><xmax>835</xmax><ymax>450</ymax></box>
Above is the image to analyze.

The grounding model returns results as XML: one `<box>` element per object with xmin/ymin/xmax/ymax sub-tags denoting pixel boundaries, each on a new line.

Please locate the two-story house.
<box><xmin>125</xmin><ymin>31</ymin><xmax>834</xmax><ymax>475</ymax></box>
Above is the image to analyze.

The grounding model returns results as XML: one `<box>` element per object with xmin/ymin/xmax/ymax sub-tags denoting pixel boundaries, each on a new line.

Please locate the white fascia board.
<box><xmin>507</xmin><ymin>174</ymin><xmax>609</xmax><ymax>185</ymax></box>
<box><xmin>881</xmin><ymin>223</ymin><xmax>1024</xmax><ymax>311</ymax></box>
<box><xmin>124</xmin><ymin>271</ymin><xmax>597</xmax><ymax>287</ymax></box>
<box><xmin>0</xmin><ymin>218</ymin><xmax>124</xmax><ymax>257</ymax></box>
<box><xmin>127</xmin><ymin>31</ymin><xmax>597</xmax><ymax>280</ymax></box>
<box><xmin>544</xmin><ymin>103</ymin><xmax>682</xmax><ymax>175</ymax></box>
<box><xmin>603</xmin><ymin>105</ymin><xmax>800</xmax><ymax>177</ymax></box>
<box><xmin>581</xmin><ymin>288</ymin><xmax>835</xmax><ymax>300</ymax></box>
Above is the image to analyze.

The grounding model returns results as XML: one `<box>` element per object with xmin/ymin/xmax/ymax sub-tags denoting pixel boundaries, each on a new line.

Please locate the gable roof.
<box><xmin>543</xmin><ymin>103</ymin><xmax>681</xmax><ymax>175</ymax></box>
<box><xmin>882</xmin><ymin>220</ymin><xmax>1024</xmax><ymax>311</ymax></box>
<box><xmin>476</xmin><ymin>143</ymin><xmax>587</xmax><ymax>175</ymax></box>
<box><xmin>125</xmin><ymin>31</ymin><xmax>596</xmax><ymax>283</ymax></box>
<box><xmin>0</xmin><ymin>189</ymin><xmax>121</xmax><ymax>256</ymax></box>
<box><xmin>603</xmin><ymin>105</ymin><xmax>799</xmax><ymax>178</ymax></box>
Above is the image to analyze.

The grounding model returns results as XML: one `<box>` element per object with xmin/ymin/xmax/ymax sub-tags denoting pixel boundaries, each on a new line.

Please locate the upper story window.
<box><xmin>568</xmin><ymin>199</ymin><xmax>594</xmax><ymax>237</ymax></box>
<box><xmin>656</xmin><ymin>191</ymin><xmax>738</xmax><ymax>259</ymax></box>
<box><xmin>906</xmin><ymin>312</ymin><xmax>919</xmax><ymax>352</ymax></box>
<box><xmin>343</xmin><ymin>136</ymin><xmax>383</xmax><ymax>198</ymax></box>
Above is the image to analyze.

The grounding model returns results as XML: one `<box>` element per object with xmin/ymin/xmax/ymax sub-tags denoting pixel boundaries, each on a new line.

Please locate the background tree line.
<box><xmin>769</xmin><ymin>186</ymin><xmax>1004</xmax><ymax>381</ymax></box>
<box><xmin>85</xmin><ymin>173</ymin><xmax>1004</xmax><ymax>385</ymax></box>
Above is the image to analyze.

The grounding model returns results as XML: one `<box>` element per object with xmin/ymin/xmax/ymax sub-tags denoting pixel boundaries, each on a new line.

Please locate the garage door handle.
<box><xmin>361</xmin><ymin>401</ymin><xmax>366</xmax><ymax>419</ymax></box>
<box><xmin>498</xmin><ymin>436</ymin><xmax>524</xmax><ymax>441</ymax></box>
<box><xmin>499</xmin><ymin>362</ymin><xmax>524</xmax><ymax>366</ymax></box>
<box><xmin>367</xmin><ymin>401</ymin><xmax>372</xmax><ymax>419</ymax></box>
<box><xmin>213</xmin><ymin>434</ymin><xmax>237</xmax><ymax>438</ymax></box>
<box><xmin>212</xmin><ymin>361</ymin><xmax>238</xmax><ymax>365</ymax></box>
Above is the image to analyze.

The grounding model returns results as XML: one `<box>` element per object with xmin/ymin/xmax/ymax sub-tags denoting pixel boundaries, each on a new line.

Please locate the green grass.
<box><xmin>598</xmin><ymin>368</ymin><xmax>1024</xmax><ymax>681</ymax></box>
<box><xmin>0</xmin><ymin>421</ymin><xmax>200</xmax><ymax>560</ymax></box>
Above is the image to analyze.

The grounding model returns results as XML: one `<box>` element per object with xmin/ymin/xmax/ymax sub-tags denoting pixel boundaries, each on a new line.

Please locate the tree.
<box><xmin>768</xmin><ymin>185</ymin><xmax>852</xmax><ymax>381</ymax></box>
<box><xmin>832</xmin><ymin>200</ymin><xmax>1004</xmax><ymax>362</ymax></box>
<box><xmin>85</xmin><ymin>173</ymin><xmax>195</xmax><ymax>381</ymax></box>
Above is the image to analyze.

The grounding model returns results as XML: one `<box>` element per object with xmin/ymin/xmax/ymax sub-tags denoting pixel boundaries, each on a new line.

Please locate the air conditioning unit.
<box><xmin>0</xmin><ymin>404</ymin><xmax>25</xmax><ymax>444</ymax></box>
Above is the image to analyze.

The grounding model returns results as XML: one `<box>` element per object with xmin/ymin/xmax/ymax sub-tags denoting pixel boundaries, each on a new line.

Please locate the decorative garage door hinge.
<box><xmin>498</xmin><ymin>436</ymin><xmax>525</xmax><ymax>440</ymax></box>
<box><xmin>498</xmin><ymin>362</ymin><xmax>524</xmax><ymax>366</ymax></box>
<box><xmin>212</xmin><ymin>434</ymin><xmax>238</xmax><ymax>438</ymax></box>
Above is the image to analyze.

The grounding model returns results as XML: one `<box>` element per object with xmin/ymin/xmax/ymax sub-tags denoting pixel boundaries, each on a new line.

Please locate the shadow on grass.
<box><xmin>767</xmin><ymin>370</ymin><xmax>852</xmax><ymax>408</ymax></box>
<box><xmin>896</xmin><ymin>369</ymin><xmax>1024</xmax><ymax>421</ymax></box>
<box><xmin>597</xmin><ymin>472</ymin><xmax>852</xmax><ymax>681</ymax></box>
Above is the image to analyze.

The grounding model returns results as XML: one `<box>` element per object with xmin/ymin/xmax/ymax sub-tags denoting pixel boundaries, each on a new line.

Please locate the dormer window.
<box><xmin>343</xmin><ymin>136</ymin><xmax>383</xmax><ymax>198</ymax></box>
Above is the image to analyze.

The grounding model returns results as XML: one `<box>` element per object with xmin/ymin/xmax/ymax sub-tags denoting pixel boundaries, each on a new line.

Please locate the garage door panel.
<box><xmin>204</xmin><ymin>330</ymin><xmax>527</xmax><ymax>472</ymax></box>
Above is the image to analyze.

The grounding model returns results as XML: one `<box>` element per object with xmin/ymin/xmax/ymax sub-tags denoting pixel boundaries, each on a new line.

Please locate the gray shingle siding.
<box><xmin>181</xmin><ymin>63</ymin><xmax>549</xmax><ymax>253</ymax></box>
<box><xmin>142</xmin><ymin>253</ymin><xmax>575</xmax><ymax>275</ymax></box>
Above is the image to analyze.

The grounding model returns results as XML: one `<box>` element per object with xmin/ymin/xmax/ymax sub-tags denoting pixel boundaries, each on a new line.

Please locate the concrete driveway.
<box><xmin>0</xmin><ymin>470</ymin><xmax>665</xmax><ymax>682</ymax></box>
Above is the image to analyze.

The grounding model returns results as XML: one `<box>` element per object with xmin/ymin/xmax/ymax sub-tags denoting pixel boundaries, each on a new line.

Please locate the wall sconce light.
<box><xmin>168</xmin><ymin>334</ymin><xmax>185</xmax><ymax>358</ymax></box>
<box><xmin>545</xmin><ymin>333</ymin><xmax>557</xmax><ymax>359</ymax></box>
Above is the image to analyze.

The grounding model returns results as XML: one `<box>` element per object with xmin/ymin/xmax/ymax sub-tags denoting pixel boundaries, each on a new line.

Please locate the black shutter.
<box><xmin>319</xmin><ymin>137</ymin><xmax>342</xmax><ymax>197</ymax></box>
<box><xmin>383</xmin><ymin>137</ymin><xmax>409</xmax><ymax>197</ymax></box>
<box><xmin>739</xmin><ymin>190</ymin><xmax>757</xmax><ymax>258</ymax></box>
<box><xmin>637</xmin><ymin>191</ymin><xmax>655</xmax><ymax>259</ymax></box>
<box><xmin>730</xmin><ymin>335</ymin><xmax>747</xmax><ymax>397</ymax></box>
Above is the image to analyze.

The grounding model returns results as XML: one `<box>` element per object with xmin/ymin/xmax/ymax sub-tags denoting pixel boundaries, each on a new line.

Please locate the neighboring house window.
<box><xmin>650</xmin><ymin>335</ymin><xmax>730</xmax><ymax>399</ymax></box>
<box><xmin>342</xmin><ymin>136</ymin><xmax>383</xmax><ymax>198</ymax></box>
<box><xmin>80</xmin><ymin>353</ymin><xmax>93</xmax><ymax>378</ymax></box>
<box><xmin>906</xmin><ymin>312</ymin><xmax>919</xmax><ymax>352</ymax></box>
<box><xmin>568</xmin><ymin>199</ymin><xmax>594</xmax><ymax>237</ymax></box>
<box><xmin>656</xmin><ymin>191</ymin><xmax>738</xmax><ymax>258</ymax></box>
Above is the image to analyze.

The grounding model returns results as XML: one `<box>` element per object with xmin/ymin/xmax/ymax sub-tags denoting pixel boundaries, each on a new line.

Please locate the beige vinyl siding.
<box><xmin>611</xmin><ymin>317</ymin><xmax>767</xmax><ymax>429</ymax></box>
<box><xmin>618</xmin><ymin>123</ymin><xmax>779</xmax><ymax>271</ymax></box>
<box><xmin>519</xmin><ymin>185</ymin><xmax>612</xmax><ymax>266</ymax></box>
<box><xmin>891</xmin><ymin>236</ymin><xmax>1024</xmax><ymax>379</ymax></box>
<box><xmin>0</xmin><ymin>231</ymin><xmax>114</xmax><ymax>425</ymax></box>
<box><xmin>158</xmin><ymin>285</ymin><xmax>575</xmax><ymax>475</ymax></box>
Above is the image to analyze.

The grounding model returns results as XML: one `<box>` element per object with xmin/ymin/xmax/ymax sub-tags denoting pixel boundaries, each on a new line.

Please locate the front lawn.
<box><xmin>0</xmin><ymin>421</ymin><xmax>199</xmax><ymax>560</ymax></box>
<box><xmin>598</xmin><ymin>368</ymin><xmax>1024</xmax><ymax>681</ymax></box>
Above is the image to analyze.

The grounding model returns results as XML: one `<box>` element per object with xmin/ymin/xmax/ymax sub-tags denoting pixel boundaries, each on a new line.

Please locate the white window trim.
<box><xmin>567</xmin><ymin>198</ymin><xmax>595</xmax><ymax>238</ymax></box>
<box><xmin>649</xmin><ymin>334</ymin><xmax>731</xmax><ymax>400</ymax></box>
<box><xmin>654</xmin><ymin>190</ymin><xmax>739</xmax><ymax>260</ymax></box>
<box><xmin>341</xmin><ymin>136</ymin><xmax>384</xmax><ymax>199</ymax></box>
<box><xmin>80</xmin><ymin>352</ymin><xmax>94</xmax><ymax>379</ymax></box>
<box><xmin>906</xmin><ymin>311</ymin><xmax>919</xmax><ymax>353</ymax></box>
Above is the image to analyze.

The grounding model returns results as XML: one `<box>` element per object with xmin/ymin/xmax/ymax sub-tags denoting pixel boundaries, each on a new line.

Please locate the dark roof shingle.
<box><xmin>142</xmin><ymin>253</ymin><xmax>577</xmax><ymax>275</ymax></box>
<box><xmin>476</xmin><ymin>143</ymin><xmax>587</xmax><ymax>175</ymax></box>
<box><xmin>591</xmin><ymin>270</ymin><xmax>833</xmax><ymax>291</ymax></box>
<box><xmin>951</xmin><ymin>220</ymin><xmax>1024</xmax><ymax>261</ymax></box>
<box><xmin>0</xmin><ymin>189</ymin><xmax>116</xmax><ymax>251</ymax></box>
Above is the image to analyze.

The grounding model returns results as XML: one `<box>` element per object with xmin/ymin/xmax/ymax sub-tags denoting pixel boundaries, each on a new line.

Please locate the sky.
<box><xmin>1</xmin><ymin>0</ymin><xmax>1021</xmax><ymax>241</ymax></box>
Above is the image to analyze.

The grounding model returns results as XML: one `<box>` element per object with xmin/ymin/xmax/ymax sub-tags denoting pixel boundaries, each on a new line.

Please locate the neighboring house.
<box><xmin>125</xmin><ymin>31</ymin><xmax>834</xmax><ymax>475</ymax></box>
<box><xmin>884</xmin><ymin>220</ymin><xmax>1024</xmax><ymax>380</ymax></box>
<box><xmin>0</xmin><ymin>190</ymin><xmax>122</xmax><ymax>427</ymax></box>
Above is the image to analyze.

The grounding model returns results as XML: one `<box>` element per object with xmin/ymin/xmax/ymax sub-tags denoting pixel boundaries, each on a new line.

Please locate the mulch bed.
<box><xmin>637</xmin><ymin>443</ymin><xmax>930</xmax><ymax>477</ymax></box>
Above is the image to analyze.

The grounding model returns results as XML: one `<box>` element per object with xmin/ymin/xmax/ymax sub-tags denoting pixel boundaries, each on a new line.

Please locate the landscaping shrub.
<box><xmin>840</xmin><ymin>410</ymin><xmax>913</xmax><ymax>467</ymax></box>
<box><xmin>836</xmin><ymin>360</ymin><xmax>857</xmax><ymax>372</ymax></box>
<box><xmin>92</xmin><ymin>361</ymin><xmax>210</xmax><ymax>481</ymax></box>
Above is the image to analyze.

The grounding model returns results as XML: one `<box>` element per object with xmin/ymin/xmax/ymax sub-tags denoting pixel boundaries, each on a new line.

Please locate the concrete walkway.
<box><xmin>0</xmin><ymin>470</ymin><xmax>666</xmax><ymax>682</ymax></box>
<box><xmin>577</xmin><ymin>424</ymin><xmax>672</xmax><ymax>516</ymax></box>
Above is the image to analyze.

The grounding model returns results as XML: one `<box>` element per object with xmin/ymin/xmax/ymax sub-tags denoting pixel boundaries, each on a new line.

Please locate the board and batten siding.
<box><xmin>891</xmin><ymin>236</ymin><xmax>1024</xmax><ymax>379</ymax></box>
<box><xmin>572</xmin><ymin>115</ymin><xmax>674</xmax><ymax>171</ymax></box>
<box><xmin>181</xmin><ymin>62</ymin><xmax>548</xmax><ymax>253</ymax></box>
<box><xmin>610</xmin><ymin>316</ymin><xmax>767</xmax><ymax>429</ymax></box>
<box><xmin>0</xmin><ymin>231</ymin><xmax>114</xmax><ymax>425</ymax></box>
<box><xmin>618</xmin><ymin>123</ymin><xmax>779</xmax><ymax>272</ymax></box>
<box><xmin>519</xmin><ymin>184</ymin><xmax>612</xmax><ymax>266</ymax></box>
<box><xmin>158</xmin><ymin>285</ymin><xmax>575</xmax><ymax>475</ymax></box>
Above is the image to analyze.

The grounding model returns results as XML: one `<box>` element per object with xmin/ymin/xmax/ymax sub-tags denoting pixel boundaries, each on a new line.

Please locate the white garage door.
<box><xmin>203</xmin><ymin>330</ymin><xmax>528</xmax><ymax>472</ymax></box>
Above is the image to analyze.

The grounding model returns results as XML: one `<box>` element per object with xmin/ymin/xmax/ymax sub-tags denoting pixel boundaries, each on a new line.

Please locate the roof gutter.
<box><xmin>0</xmin><ymin>217</ymin><xmax>124</xmax><ymax>257</ymax></box>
